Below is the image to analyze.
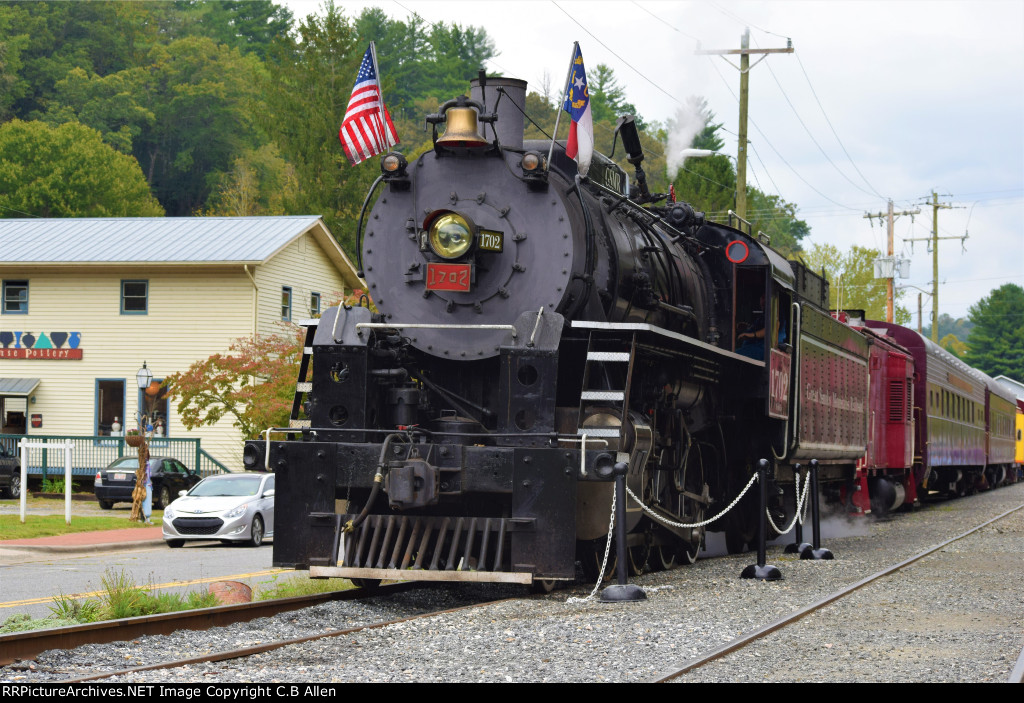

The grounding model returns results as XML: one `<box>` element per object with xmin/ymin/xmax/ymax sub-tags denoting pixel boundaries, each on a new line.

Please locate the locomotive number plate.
<box><xmin>426</xmin><ymin>263</ymin><xmax>472</xmax><ymax>292</ymax></box>
<box><xmin>478</xmin><ymin>229</ymin><xmax>504</xmax><ymax>252</ymax></box>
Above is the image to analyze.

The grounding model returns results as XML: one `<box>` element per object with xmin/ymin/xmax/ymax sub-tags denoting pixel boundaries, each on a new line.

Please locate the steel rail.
<box><xmin>650</xmin><ymin>500</ymin><xmax>1024</xmax><ymax>683</ymax></box>
<box><xmin>63</xmin><ymin>595</ymin><xmax>522</xmax><ymax>683</ymax></box>
<box><xmin>0</xmin><ymin>582</ymin><xmax>419</xmax><ymax>667</ymax></box>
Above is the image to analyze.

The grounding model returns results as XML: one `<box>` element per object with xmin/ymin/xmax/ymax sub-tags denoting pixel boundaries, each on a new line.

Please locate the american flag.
<box><xmin>339</xmin><ymin>44</ymin><xmax>399</xmax><ymax>166</ymax></box>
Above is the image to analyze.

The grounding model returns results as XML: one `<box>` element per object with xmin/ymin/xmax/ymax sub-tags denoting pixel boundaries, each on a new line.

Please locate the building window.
<box><xmin>2</xmin><ymin>280</ymin><xmax>28</xmax><ymax>314</ymax></box>
<box><xmin>121</xmin><ymin>280</ymin><xmax>148</xmax><ymax>314</ymax></box>
<box><xmin>96</xmin><ymin>379</ymin><xmax>126</xmax><ymax>436</ymax></box>
<box><xmin>281</xmin><ymin>286</ymin><xmax>292</xmax><ymax>321</ymax></box>
<box><xmin>310</xmin><ymin>292</ymin><xmax>321</xmax><ymax>317</ymax></box>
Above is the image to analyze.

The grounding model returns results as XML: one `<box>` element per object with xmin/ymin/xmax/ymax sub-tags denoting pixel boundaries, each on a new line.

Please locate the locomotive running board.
<box><xmin>571</xmin><ymin>320</ymin><xmax>765</xmax><ymax>366</ymax></box>
<box><xmin>308</xmin><ymin>566</ymin><xmax>532</xmax><ymax>585</ymax></box>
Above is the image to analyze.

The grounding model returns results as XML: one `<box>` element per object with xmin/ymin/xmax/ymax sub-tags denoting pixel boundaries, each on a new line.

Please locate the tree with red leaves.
<box><xmin>165</xmin><ymin>330</ymin><xmax>304</xmax><ymax>440</ymax></box>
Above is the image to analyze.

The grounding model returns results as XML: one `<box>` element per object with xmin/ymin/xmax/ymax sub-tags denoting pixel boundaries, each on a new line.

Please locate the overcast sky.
<box><xmin>287</xmin><ymin>0</ymin><xmax>1024</xmax><ymax>323</ymax></box>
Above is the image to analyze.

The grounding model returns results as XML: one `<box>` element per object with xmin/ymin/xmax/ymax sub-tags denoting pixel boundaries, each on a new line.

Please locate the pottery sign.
<box><xmin>0</xmin><ymin>331</ymin><xmax>82</xmax><ymax>359</ymax></box>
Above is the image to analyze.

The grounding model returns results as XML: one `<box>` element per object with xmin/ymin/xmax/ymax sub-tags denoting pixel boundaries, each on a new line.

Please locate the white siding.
<box><xmin>1</xmin><ymin>267</ymin><xmax>251</xmax><ymax>468</ymax></box>
<box><xmin>255</xmin><ymin>232</ymin><xmax>351</xmax><ymax>335</ymax></box>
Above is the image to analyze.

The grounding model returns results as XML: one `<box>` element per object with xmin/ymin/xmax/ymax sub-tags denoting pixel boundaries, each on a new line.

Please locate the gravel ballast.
<box><xmin>3</xmin><ymin>481</ymin><xmax>1023</xmax><ymax>683</ymax></box>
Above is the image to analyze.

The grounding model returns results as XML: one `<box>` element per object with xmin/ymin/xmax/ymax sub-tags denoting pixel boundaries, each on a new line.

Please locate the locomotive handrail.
<box><xmin>790</xmin><ymin>302</ymin><xmax>802</xmax><ymax>452</ymax></box>
<box><xmin>355</xmin><ymin>322</ymin><xmax>517</xmax><ymax>337</ymax></box>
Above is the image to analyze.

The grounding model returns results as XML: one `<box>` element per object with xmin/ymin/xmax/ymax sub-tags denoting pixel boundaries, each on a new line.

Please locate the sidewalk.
<box><xmin>0</xmin><ymin>526</ymin><xmax>164</xmax><ymax>554</ymax></box>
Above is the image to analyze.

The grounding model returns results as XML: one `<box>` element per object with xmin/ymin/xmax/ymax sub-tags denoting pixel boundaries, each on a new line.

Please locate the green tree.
<box><xmin>0</xmin><ymin>119</ymin><xmax>163</xmax><ymax>217</ymax></box>
<box><xmin>800</xmin><ymin>242</ymin><xmax>911</xmax><ymax>323</ymax></box>
<box><xmin>259</xmin><ymin>2</ymin><xmax>369</xmax><ymax>252</ymax></box>
<box><xmin>178</xmin><ymin>0</ymin><xmax>294</xmax><ymax>59</ymax></box>
<box><xmin>670</xmin><ymin>99</ymin><xmax>807</xmax><ymax>255</ymax></box>
<box><xmin>45</xmin><ymin>37</ymin><xmax>268</xmax><ymax>215</ymax></box>
<box><xmin>939</xmin><ymin>333</ymin><xmax>968</xmax><ymax>359</ymax></box>
<box><xmin>165</xmin><ymin>331</ymin><xmax>304</xmax><ymax>440</ymax></box>
<box><xmin>963</xmin><ymin>283</ymin><xmax>1024</xmax><ymax>380</ymax></box>
<box><xmin>205</xmin><ymin>144</ymin><xmax>299</xmax><ymax>216</ymax></box>
<box><xmin>922</xmin><ymin>313</ymin><xmax>974</xmax><ymax>342</ymax></box>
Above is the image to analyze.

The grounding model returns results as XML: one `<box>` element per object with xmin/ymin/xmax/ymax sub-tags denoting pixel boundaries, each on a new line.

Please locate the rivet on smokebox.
<box><xmin>209</xmin><ymin>581</ymin><xmax>252</xmax><ymax>605</ymax></box>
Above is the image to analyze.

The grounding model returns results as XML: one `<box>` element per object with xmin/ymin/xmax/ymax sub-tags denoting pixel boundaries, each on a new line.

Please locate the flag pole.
<box><xmin>547</xmin><ymin>41</ymin><xmax>579</xmax><ymax>172</ymax></box>
<box><xmin>368</xmin><ymin>41</ymin><xmax>389</xmax><ymax>149</ymax></box>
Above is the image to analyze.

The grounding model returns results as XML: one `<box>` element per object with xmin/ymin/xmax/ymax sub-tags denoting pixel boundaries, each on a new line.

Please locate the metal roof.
<box><xmin>0</xmin><ymin>378</ymin><xmax>40</xmax><ymax>397</ymax></box>
<box><xmin>0</xmin><ymin>217</ymin><xmax>326</xmax><ymax>264</ymax></box>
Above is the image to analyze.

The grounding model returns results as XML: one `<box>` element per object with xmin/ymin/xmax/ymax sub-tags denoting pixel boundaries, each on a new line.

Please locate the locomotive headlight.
<box><xmin>381</xmin><ymin>152</ymin><xmax>408</xmax><ymax>178</ymax></box>
<box><xmin>427</xmin><ymin>212</ymin><xmax>474</xmax><ymax>260</ymax></box>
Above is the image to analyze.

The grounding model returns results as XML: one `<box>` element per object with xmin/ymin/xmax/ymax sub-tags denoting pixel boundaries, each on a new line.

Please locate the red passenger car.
<box><xmin>851</xmin><ymin>325</ymin><xmax>916</xmax><ymax>515</ymax></box>
<box><xmin>865</xmin><ymin>321</ymin><xmax>988</xmax><ymax>497</ymax></box>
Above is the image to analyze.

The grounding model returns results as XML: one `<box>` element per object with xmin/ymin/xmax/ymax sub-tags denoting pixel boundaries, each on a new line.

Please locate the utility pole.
<box><xmin>864</xmin><ymin>200</ymin><xmax>919</xmax><ymax>322</ymax></box>
<box><xmin>696</xmin><ymin>29</ymin><xmax>793</xmax><ymax>225</ymax></box>
<box><xmin>905</xmin><ymin>191</ymin><xmax>962</xmax><ymax>341</ymax></box>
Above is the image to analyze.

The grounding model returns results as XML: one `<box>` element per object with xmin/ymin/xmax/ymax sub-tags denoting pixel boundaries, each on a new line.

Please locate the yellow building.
<box><xmin>0</xmin><ymin>216</ymin><xmax>362</xmax><ymax>473</ymax></box>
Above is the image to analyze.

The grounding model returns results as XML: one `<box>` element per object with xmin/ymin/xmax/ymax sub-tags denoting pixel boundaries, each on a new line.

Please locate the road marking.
<box><xmin>0</xmin><ymin>568</ymin><xmax>289</xmax><ymax>609</ymax></box>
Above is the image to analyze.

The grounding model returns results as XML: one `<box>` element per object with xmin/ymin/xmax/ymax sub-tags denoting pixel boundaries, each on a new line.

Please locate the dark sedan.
<box><xmin>94</xmin><ymin>456</ymin><xmax>200</xmax><ymax>510</ymax></box>
<box><xmin>0</xmin><ymin>444</ymin><xmax>19</xmax><ymax>499</ymax></box>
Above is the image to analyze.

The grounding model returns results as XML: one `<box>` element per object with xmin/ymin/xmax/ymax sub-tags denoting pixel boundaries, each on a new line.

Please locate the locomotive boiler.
<box><xmin>247</xmin><ymin>77</ymin><xmax>863</xmax><ymax>588</ymax></box>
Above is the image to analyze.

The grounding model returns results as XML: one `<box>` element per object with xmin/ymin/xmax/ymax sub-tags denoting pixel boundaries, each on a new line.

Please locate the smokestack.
<box><xmin>470</xmin><ymin>76</ymin><xmax>527</xmax><ymax>150</ymax></box>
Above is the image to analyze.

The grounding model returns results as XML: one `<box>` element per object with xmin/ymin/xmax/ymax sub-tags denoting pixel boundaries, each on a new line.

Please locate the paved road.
<box><xmin>0</xmin><ymin>500</ymin><xmax>288</xmax><ymax>622</ymax></box>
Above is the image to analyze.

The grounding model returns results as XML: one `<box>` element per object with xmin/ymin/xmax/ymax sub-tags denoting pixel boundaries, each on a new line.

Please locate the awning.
<box><xmin>0</xmin><ymin>378</ymin><xmax>40</xmax><ymax>397</ymax></box>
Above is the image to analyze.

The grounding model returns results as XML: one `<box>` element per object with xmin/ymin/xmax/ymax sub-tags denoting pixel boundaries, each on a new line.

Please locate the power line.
<box><xmin>793</xmin><ymin>53</ymin><xmax>886</xmax><ymax>200</ymax></box>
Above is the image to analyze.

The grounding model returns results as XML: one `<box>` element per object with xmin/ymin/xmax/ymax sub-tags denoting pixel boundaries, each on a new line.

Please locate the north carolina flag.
<box><xmin>339</xmin><ymin>44</ymin><xmax>399</xmax><ymax>166</ymax></box>
<box><xmin>562</xmin><ymin>44</ymin><xmax>593</xmax><ymax>176</ymax></box>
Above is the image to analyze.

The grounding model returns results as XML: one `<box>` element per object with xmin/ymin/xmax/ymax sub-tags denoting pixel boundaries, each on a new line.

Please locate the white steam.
<box><xmin>664</xmin><ymin>96</ymin><xmax>708</xmax><ymax>178</ymax></box>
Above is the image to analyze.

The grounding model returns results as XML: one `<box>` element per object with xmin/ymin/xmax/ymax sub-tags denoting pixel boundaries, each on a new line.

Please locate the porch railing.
<box><xmin>0</xmin><ymin>434</ymin><xmax>230</xmax><ymax>480</ymax></box>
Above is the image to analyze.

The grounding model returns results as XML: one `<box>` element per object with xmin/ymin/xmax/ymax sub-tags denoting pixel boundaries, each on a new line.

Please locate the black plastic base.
<box><xmin>800</xmin><ymin>547</ymin><xmax>834</xmax><ymax>560</ymax></box>
<box><xmin>740</xmin><ymin>563</ymin><xmax>783</xmax><ymax>581</ymax></box>
<box><xmin>785</xmin><ymin>541</ymin><xmax>812</xmax><ymax>554</ymax></box>
<box><xmin>600</xmin><ymin>584</ymin><xmax>648</xmax><ymax>602</ymax></box>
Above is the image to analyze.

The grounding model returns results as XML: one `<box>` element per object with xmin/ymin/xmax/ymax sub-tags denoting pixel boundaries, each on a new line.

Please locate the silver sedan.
<box><xmin>162</xmin><ymin>472</ymin><xmax>275</xmax><ymax>548</ymax></box>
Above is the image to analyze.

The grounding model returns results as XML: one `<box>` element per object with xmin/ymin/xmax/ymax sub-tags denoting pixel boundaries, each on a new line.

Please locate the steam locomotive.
<box><xmin>243</xmin><ymin>77</ymin><xmax>1021</xmax><ymax>589</ymax></box>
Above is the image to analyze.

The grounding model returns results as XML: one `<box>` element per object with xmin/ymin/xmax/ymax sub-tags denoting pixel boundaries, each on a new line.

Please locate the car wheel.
<box><xmin>248</xmin><ymin>515</ymin><xmax>264</xmax><ymax>547</ymax></box>
<box><xmin>8</xmin><ymin>475</ymin><xmax>21</xmax><ymax>499</ymax></box>
<box><xmin>167</xmin><ymin>540</ymin><xmax>184</xmax><ymax>548</ymax></box>
<box><xmin>158</xmin><ymin>485</ymin><xmax>171</xmax><ymax>509</ymax></box>
<box><xmin>98</xmin><ymin>499</ymin><xmax>113</xmax><ymax>510</ymax></box>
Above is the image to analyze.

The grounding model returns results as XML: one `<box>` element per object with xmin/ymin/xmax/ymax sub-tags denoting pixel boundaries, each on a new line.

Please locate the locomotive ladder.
<box><xmin>576</xmin><ymin>331</ymin><xmax>639</xmax><ymax>446</ymax></box>
<box><xmin>288</xmin><ymin>319</ymin><xmax>318</xmax><ymax>430</ymax></box>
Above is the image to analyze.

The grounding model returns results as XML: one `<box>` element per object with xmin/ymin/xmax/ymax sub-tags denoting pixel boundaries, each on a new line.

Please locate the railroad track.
<box><xmin>0</xmin><ymin>582</ymin><xmax>417</xmax><ymax>669</ymax></box>
<box><xmin>63</xmin><ymin>592</ymin><xmax>521</xmax><ymax>683</ymax></box>
<box><xmin>651</xmin><ymin>501</ymin><xmax>1024</xmax><ymax>684</ymax></box>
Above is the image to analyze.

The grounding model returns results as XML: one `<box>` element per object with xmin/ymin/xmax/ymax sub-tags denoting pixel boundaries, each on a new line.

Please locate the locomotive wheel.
<box><xmin>531</xmin><ymin>579</ymin><xmax>559</xmax><ymax>594</ymax></box>
<box><xmin>679</xmin><ymin>539</ymin><xmax>701</xmax><ymax>565</ymax></box>
<box><xmin>651</xmin><ymin>544</ymin><xmax>676</xmax><ymax>571</ymax></box>
<box><xmin>579</xmin><ymin>539</ymin><xmax>617</xmax><ymax>583</ymax></box>
<box><xmin>627</xmin><ymin>541</ymin><xmax>650</xmax><ymax>577</ymax></box>
<box><xmin>350</xmin><ymin>578</ymin><xmax>381</xmax><ymax>592</ymax></box>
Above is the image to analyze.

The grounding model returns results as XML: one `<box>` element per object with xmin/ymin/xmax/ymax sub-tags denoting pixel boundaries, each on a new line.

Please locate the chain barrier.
<box><xmin>624</xmin><ymin>472</ymin><xmax>760</xmax><ymax>530</ymax></box>
<box><xmin>565</xmin><ymin>483</ymin><xmax>618</xmax><ymax>604</ymax></box>
<box><xmin>565</xmin><ymin>472</ymin><xmax>762</xmax><ymax>604</ymax></box>
<box><xmin>764</xmin><ymin>472</ymin><xmax>811</xmax><ymax>535</ymax></box>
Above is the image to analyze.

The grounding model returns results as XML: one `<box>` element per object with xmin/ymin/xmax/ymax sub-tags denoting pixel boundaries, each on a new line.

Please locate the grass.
<box><xmin>0</xmin><ymin>512</ymin><xmax>162</xmax><ymax>540</ymax></box>
<box><xmin>0</xmin><ymin>568</ymin><xmax>221</xmax><ymax>633</ymax></box>
<box><xmin>254</xmin><ymin>572</ymin><xmax>355</xmax><ymax>600</ymax></box>
<box><xmin>0</xmin><ymin>570</ymin><xmax>357</xmax><ymax>635</ymax></box>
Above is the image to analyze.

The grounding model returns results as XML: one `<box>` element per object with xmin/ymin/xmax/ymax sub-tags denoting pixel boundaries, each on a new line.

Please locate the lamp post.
<box><xmin>136</xmin><ymin>361</ymin><xmax>153</xmax><ymax>424</ymax></box>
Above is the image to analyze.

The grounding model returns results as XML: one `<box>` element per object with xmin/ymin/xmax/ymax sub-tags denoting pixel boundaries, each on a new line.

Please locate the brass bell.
<box><xmin>436</xmin><ymin>107</ymin><xmax>488</xmax><ymax>149</ymax></box>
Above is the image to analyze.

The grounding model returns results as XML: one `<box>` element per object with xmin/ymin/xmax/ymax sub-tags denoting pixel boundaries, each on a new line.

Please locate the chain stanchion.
<box><xmin>784</xmin><ymin>464</ymin><xmax>813</xmax><ymax>554</ymax></box>
<box><xmin>741</xmin><ymin>459</ymin><xmax>782</xmax><ymax>581</ymax></box>
<box><xmin>800</xmin><ymin>458</ymin><xmax>834</xmax><ymax>560</ymax></box>
<box><xmin>600</xmin><ymin>462</ymin><xmax>646</xmax><ymax>603</ymax></box>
